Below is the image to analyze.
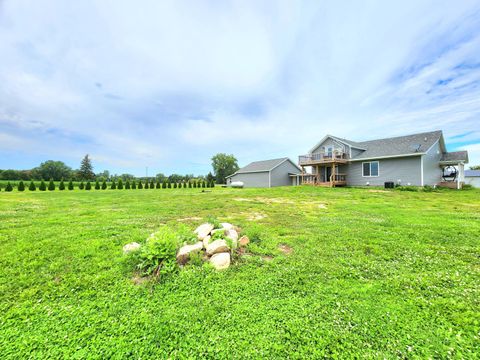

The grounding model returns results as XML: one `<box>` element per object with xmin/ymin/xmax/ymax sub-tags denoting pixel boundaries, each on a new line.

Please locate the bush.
<box><xmin>201</xmin><ymin>181</ymin><xmax>206</xmax><ymax>188</ymax></box>
<box><xmin>193</xmin><ymin>181</ymin><xmax>197</xmax><ymax>188</ymax></box>
<box><xmin>125</xmin><ymin>180</ymin><xmax>131</xmax><ymax>189</ymax></box>
<box><xmin>48</xmin><ymin>179</ymin><xmax>55</xmax><ymax>191</ymax></box>
<box><xmin>173</xmin><ymin>182</ymin><xmax>177</xmax><ymax>189</ymax></box>
<box><xmin>462</xmin><ymin>184</ymin><xmax>474</xmax><ymax>190</ymax></box>
<box><xmin>29</xmin><ymin>181</ymin><xmax>36</xmax><ymax>191</ymax></box>
<box><xmin>79</xmin><ymin>182</ymin><xmax>85</xmax><ymax>190</ymax></box>
<box><xmin>18</xmin><ymin>181</ymin><xmax>25</xmax><ymax>192</ymax></box>
<box><xmin>5</xmin><ymin>182</ymin><xmax>13</xmax><ymax>192</ymax></box>
<box><xmin>395</xmin><ymin>185</ymin><xmax>419</xmax><ymax>192</ymax></box>
<box><xmin>118</xmin><ymin>179</ymin><xmax>124</xmax><ymax>190</ymax></box>
<box><xmin>59</xmin><ymin>180</ymin><xmax>65</xmax><ymax>190</ymax></box>
<box><xmin>167</xmin><ymin>182</ymin><xmax>171</xmax><ymax>189</ymax></box>
<box><xmin>162</xmin><ymin>180</ymin><xmax>167</xmax><ymax>189</ymax></box>
<box><xmin>101</xmin><ymin>180</ymin><xmax>107</xmax><ymax>190</ymax></box>
<box><xmin>68</xmin><ymin>180</ymin><xmax>74</xmax><ymax>190</ymax></box>
<box><xmin>131</xmin><ymin>180</ymin><xmax>137</xmax><ymax>189</ymax></box>
<box><xmin>110</xmin><ymin>180</ymin><xmax>117</xmax><ymax>190</ymax></box>
<box><xmin>144</xmin><ymin>181</ymin><xmax>149</xmax><ymax>189</ymax></box>
<box><xmin>136</xmin><ymin>227</ymin><xmax>180</xmax><ymax>277</ymax></box>
<box><xmin>156</xmin><ymin>180</ymin><xmax>161</xmax><ymax>189</ymax></box>
<box><xmin>95</xmin><ymin>180</ymin><xmax>100</xmax><ymax>190</ymax></box>
<box><xmin>150</xmin><ymin>180</ymin><xmax>155</xmax><ymax>189</ymax></box>
<box><xmin>188</xmin><ymin>181</ymin><xmax>192</xmax><ymax>188</ymax></box>
<box><xmin>85</xmin><ymin>181</ymin><xmax>92</xmax><ymax>190</ymax></box>
<box><xmin>39</xmin><ymin>180</ymin><xmax>47</xmax><ymax>191</ymax></box>
<box><xmin>138</xmin><ymin>181</ymin><xmax>143</xmax><ymax>189</ymax></box>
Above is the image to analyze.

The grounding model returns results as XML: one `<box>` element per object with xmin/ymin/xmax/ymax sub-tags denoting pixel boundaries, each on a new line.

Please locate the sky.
<box><xmin>0</xmin><ymin>0</ymin><xmax>480</xmax><ymax>176</ymax></box>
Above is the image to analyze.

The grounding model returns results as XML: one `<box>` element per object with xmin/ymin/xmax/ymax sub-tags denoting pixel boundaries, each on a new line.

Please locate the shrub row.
<box><xmin>1</xmin><ymin>179</ymin><xmax>215</xmax><ymax>192</ymax></box>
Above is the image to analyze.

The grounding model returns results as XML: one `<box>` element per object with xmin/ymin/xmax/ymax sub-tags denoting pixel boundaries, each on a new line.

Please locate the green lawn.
<box><xmin>0</xmin><ymin>186</ymin><xmax>479</xmax><ymax>358</ymax></box>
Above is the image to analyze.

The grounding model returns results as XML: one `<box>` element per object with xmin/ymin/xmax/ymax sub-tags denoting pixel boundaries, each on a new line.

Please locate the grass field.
<box><xmin>0</xmin><ymin>186</ymin><xmax>479</xmax><ymax>358</ymax></box>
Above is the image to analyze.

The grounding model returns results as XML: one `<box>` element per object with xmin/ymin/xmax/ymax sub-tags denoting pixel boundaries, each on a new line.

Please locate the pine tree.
<box><xmin>118</xmin><ymin>179</ymin><xmax>124</xmax><ymax>189</ymax></box>
<box><xmin>68</xmin><ymin>180</ymin><xmax>74</xmax><ymax>190</ymax></box>
<box><xmin>138</xmin><ymin>180</ymin><xmax>143</xmax><ymax>189</ymax></box>
<box><xmin>110</xmin><ymin>180</ymin><xmax>117</xmax><ymax>190</ymax></box>
<box><xmin>39</xmin><ymin>180</ymin><xmax>47</xmax><ymax>191</ymax></box>
<box><xmin>125</xmin><ymin>180</ymin><xmax>131</xmax><ymax>189</ymax></box>
<box><xmin>173</xmin><ymin>182</ymin><xmax>177</xmax><ymax>189</ymax></box>
<box><xmin>188</xmin><ymin>181</ymin><xmax>192</xmax><ymax>188</ymax></box>
<box><xmin>101</xmin><ymin>180</ymin><xmax>107</xmax><ymax>190</ymax></box>
<box><xmin>5</xmin><ymin>182</ymin><xmax>13</xmax><ymax>192</ymax></box>
<box><xmin>144</xmin><ymin>181</ymin><xmax>149</xmax><ymax>189</ymax></box>
<box><xmin>79</xmin><ymin>154</ymin><xmax>95</xmax><ymax>180</ymax></box>
<box><xmin>59</xmin><ymin>179</ymin><xmax>65</xmax><ymax>190</ymax></box>
<box><xmin>150</xmin><ymin>179</ymin><xmax>155</xmax><ymax>189</ymax></box>
<box><xmin>95</xmin><ymin>180</ymin><xmax>100</xmax><ymax>190</ymax></box>
<box><xmin>202</xmin><ymin>181</ymin><xmax>206</xmax><ymax>188</ymax></box>
<box><xmin>18</xmin><ymin>180</ymin><xmax>25</xmax><ymax>191</ymax></box>
<box><xmin>162</xmin><ymin>180</ymin><xmax>167</xmax><ymax>189</ymax></box>
<box><xmin>29</xmin><ymin>180</ymin><xmax>36</xmax><ymax>191</ymax></box>
<box><xmin>79</xmin><ymin>181</ymin><xmax>85</xmax><ymax>190</ymax></box>
<box><xmin>167</xmin><ymin>182</ymin><xmax>171</xmax><ymax>189</ymax></box>
<box><xmin>156</xmin><ymin>180</ymin><xmax>161</xmax><ymax>189</ymax></box>
<box><xmin>193</xmin><ymin>181</ymin><xmax>197</xmax><ymax>188</ymax></box>
<box><xmin>48</xmin><ymin>179</ymin><xmax>55</xmax><ymax>191</ymax></box>
<box><xmin>85</xmin><ymin>181</ymin><xmax>92</xmax><ymax>190</ymax></box>
<box><xmin>131</xmin><ymin>180</ymin><xmax>137</xmax><ymax>189</ymax></box>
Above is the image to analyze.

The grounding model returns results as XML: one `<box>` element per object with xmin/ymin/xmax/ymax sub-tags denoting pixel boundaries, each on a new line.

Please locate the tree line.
<box><xmin>2</xmin><ymin>179</ymin><xmax>215</xmax><ymax>192</ymax></box>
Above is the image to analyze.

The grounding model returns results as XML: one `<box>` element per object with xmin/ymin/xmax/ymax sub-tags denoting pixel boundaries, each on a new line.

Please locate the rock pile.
<box><xmin>177</xmin><ymin>222</ymin><xmax>249</xmax><ymax>270</ymax></box>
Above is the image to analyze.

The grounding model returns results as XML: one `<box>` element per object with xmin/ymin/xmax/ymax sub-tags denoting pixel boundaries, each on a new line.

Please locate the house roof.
<box><xmin>440</xmin><ymin>151</ymin><xmax>469</xmax><ymax>163</ymax></box>
<box><xmin>226</xmin><ymin>157</ymin><xmax>301</xmax><ymax>178</ymax></box>
<box><xmin>465</xmin><ymin>170</ymin><xmax>480</xmax><ymax>177</ymax></box>
<box><xmin>349</xmin><ymin>130</ymin><xmax>444</xmax><ymax>161</ymax></box>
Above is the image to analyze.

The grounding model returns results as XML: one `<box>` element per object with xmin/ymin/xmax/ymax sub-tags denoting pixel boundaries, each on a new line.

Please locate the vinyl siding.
<box><xmin>229</xmin><ymin>172</ymin><xmax>270</xmax><ymax>188</ymax></box>
<box><xmin>465</xmin><ymin>177</ymin><xmax>480</xmax><ymax>187</ymax></box>
<box><xmin>346</xmin><ymin>156</ymin><xmax>422</xmax><ymax>186</ymax></box>
<box><xmin>351</xmin><ymin>148</ymin><xmax>364</xmax><ymax>158</ymax></box>
<box><xmin>311</xmin><ymin>137</ymin><xmax>347</xmax><ymax>154</ymax></box>
<box><xmin>270</xmin><ymin>160</ymin><xmax>300</xmax><ymax>187</ymax></box>
<box><xmin>423</xmin><ymin>141</ymin><xmax>443</xmax><ymax>185</ymax></box>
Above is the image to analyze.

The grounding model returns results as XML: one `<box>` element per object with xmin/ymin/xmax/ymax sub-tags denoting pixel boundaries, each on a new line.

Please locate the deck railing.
<box><xmin>298</xmin><ymin>151</ymin><xmax>348</xmax><ymax>165</ymax></box>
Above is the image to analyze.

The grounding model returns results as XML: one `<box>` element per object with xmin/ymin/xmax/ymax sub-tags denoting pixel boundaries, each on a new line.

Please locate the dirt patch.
<box><xmin>131</xmin><ymin>275</ymin><xmax>149</xmax><ymax>285</ymax></box>
<box><xmin>177</xmin><ymin>216</ymin><xmax>202</xmax><ymax>222</ymax></box>
<box><xmin>278</xmin><ymin>244</ymin><xmax>293</xmax><ymax>255</ymax></box>
<box><xmin>318</xmin><ymin>203</ymin><xmax>328</xmax><ymax>209</ymax></box>
<box><xmin>262</xmin><ymin>255</ymin><xmax>273</xmax><ymax>261</ymax></box>
<box><xmin>246</xmin><ymin>212</ymin><xmax>267</xmax><ymax>221</ymax></box>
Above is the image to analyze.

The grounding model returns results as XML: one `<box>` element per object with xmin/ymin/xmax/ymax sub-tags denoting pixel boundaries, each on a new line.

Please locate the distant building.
<box><xmin>465</xmin><ymin>170</ymin><xmax>480</xmax><ymax>187</ymax></box>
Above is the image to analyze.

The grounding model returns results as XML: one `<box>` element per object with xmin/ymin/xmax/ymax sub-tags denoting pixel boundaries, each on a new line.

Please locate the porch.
<box><xmin>300</xmin><ymin>164</ymin><xmax>347</xmax><ymax>187</ymax></box>
<box><xmin>298</xmin><ymin>150</ymin><xmax>348</xmax><ymax>166</ymax></box>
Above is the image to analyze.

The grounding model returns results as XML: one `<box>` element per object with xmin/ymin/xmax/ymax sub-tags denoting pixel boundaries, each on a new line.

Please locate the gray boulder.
<box><xmin>194</xmin><ymin>223</ymin><xmax>214</xmax><ymax>240</ymax></box>
<box><xmin>206</xmin><ymin>239</ymin><xmax>230</xmax><ymax>256</ymax></box>
<box><xmin>210</xmin><ymin>252</ymin><xmax>231</xmax><ymax>270</ymax></box>
<box><xmin>176</xmin><ymin>242</ymin><xmax>203</xmax><ymax>265</ymax></box>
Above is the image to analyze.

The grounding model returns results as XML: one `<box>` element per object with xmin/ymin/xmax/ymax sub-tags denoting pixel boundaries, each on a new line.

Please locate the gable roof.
<box><xmin>465</xmin><ymin>170</ymin><xmax>480</xmax><ymax>177</ymax></box>
<box><xmin>349</xmin><ymin>130</ymin><xmax>444</xmax><ymax>161</ymax></box>
<box><xmin>227</xmin><ymin>157</ymin><xmax>300</xmax><ymax>178</ymax></box>
<box><xmin>440</xmin><ymin>151</ymin><xmax>469</xmax><ymax>163</ymax></box>
<box><xmin>309</xmin><ymin>135</ymin><xmax>366</xmax><ymax>153</ymax></box>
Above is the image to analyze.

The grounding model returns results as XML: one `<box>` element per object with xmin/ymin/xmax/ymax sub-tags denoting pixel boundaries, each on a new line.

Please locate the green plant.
<box><xmin>211</xmin><ymin>230</ymin><xmax>225</xmax><ymax>241</ymax></box>
<box><xmin>68</xmin><ymin>180</ymin><xmax>74</xmax><ymax>190</ymax></box>
<box><xmin>395</xmin><ymin>185</ymin><xmax>419</xmax><ymax>192</ymax></box>
<box><xmin>188</xmin><ymin>181</ymin><xmax>192</xmax><ymax>188</ymax></box>
<box><xmin>59</xmin><ymin>180</ymin><xmax>65</xmax><ymax>191</ymax></box>
<box><xmin>156</xmin><ymin>180</ymin><xmax>161</xmax><ymax>189</ymax></box>
<box><xmin>79</xmin><ymin>181</ymin><xmax>85</xmax><ymax>190</ymax></box>
<box><xmin>167</xmin><ymin>182</ymin><xmax>171</xmax><ymax>189</ymax></box>
<box><xmin>205</xmin><ymin>216</ymin><xmax>221</xmax><ymax>229</ymax></box>
<box><xmin>5</xmin><ymin>182</ymin><xmax>13</xmax><ymax>192</ymax></box>
<box><xmin>28</xmin><ymin>180</ymin><xmax>36</xmax><ymax>191</ymax></box>
<box><xmin>162</xmin><ymin>180</ymin><xmax>167</xmax><ymax>189</ymax></box>
<box><xmin>173</xmin><ymin>182</ymin><xmax>177</xmax><ymax>189</ymax></box>
<box><xmin>85</xmin><ymin>181</ymin><xmax>92</xmax><ymax>190</ymax></box>
<box><xmin>17</xmin><ymin>181</ymin><xmax>25</xmax><ymax>192</ymax></box>
<box><xmin>144</xmin><ymin>181</ymin><xmax>149</xmax><ymax>189</ymax></box>
<box><xmin>131</xmin><ymin>180</ymin><xmax>137</xmax><ymax>189</ymax></box>
<box><xmin>95</xmin><ymin>180</ymin><xmax>100</xmax><ymax>190</ymax></box>
<box><xmin>125</xmin><ymin>180</ymin><xmax>131</xmax><ymax>190</ymax></box>
<box><xmin>110</xmin><ymin>180</ymin><xmax>117</xmax><ymax>190</ymax></box>
<box><xmin>138</xmin><ymin>181</ymin><xmax>143</xmax><ymax>189</ymax></box>
<box><xmin>462</xmin><ymin>184</ymin><xmax>474</xmax><ymax>190</ymax></box>
<box><xmin>244</xmin><ymin>223</ymin><xmax>263</xmax><ymax>243</ymax></box>
<box><xmin>136</xmin><ymin>227</ymin><xmax>179</xmax><ymax>277</ymax></box>
<box><xmin>118</xmin><ymin>179</ymin><xmax>124</xmax><ymax>190</ymax></box>
<box><xmin>193</xmin><ymin>181</ymin><xmax>197</xmax><ymax>188</ymax></box>
<box><xmin>48</xmin><ymin>179</ymin><xmax>55</xmax><ymax>191</ymax></box>
<box><xmin>201</xmin><ymin>181</ymin><xmax>206</xmax><ymax>188</ymax></box>
<box><xmin>101</xmin><ymin>180</ymin><xmax>107</xmax><ymax>190</ymax></box>
<box><xmin>39</xmin><ymin>180</ymin><xmax>47</xmax><ymax>191</ymax></box>
<box><xmin>150</xmin><ymin>180</ymin><xmax>155</xmax><ymax>189</ymax></box>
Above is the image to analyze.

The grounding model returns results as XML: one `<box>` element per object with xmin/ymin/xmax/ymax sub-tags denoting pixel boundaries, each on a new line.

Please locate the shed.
<box><xmin>465</xmin><ymin>170</ymin><xmax>480</xmax><ymax>187</ymax></box>
<box><xmin>226</xmin><ymin>158</ymin><xmax>301</xmax><ymax>188</ymax></box>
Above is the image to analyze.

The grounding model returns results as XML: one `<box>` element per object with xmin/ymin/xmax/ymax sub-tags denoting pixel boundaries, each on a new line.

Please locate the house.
<box><xmin>465</xmin><ymin>170</ymin><xmax>480</xmax><ymax>187</ymax></box>
<box><xmin>297</xmin><ymin>130</ymin><xmax>469</xmax><ymax>188</ymax></box>
<box><xmin>226</xmin><ymin>158</ymin><xmax>301</xmax><ymax>188</ymax></box>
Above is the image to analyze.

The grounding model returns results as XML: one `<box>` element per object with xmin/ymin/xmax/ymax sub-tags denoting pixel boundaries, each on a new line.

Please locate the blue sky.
<box><xmin>0</xmin><ymin>0</ymin><xmax>479</xmax><ymax>175</ymax></box>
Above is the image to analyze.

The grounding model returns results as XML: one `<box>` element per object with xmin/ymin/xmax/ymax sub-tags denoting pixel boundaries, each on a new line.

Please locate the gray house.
<box><xmin>465</xmin><ymin>170</ymin><xmax>480</xmax><ymax>187</ymax></box>
<box><xmin>226</xmin><ymin>158</ymin><xmax>301</xmax><ymax>188</ymax></box>
<box><xmin>298</xmin><ymin>130</ymin><xmax>469</xmax><ymax>188</ymax></box>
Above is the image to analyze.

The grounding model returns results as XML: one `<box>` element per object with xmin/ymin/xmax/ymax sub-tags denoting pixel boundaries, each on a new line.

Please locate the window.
<box><xmin>362</xmin><ymin>161</ymin><xmax>379</xmax><ymax>177</ymax></box>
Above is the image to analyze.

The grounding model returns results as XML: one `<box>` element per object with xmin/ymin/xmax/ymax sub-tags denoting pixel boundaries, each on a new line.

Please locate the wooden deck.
<box><xmin>298</xmin><ymin>151</ymin><xmax>348</xmax><ymax>166</ymax></box>
<box><xmin>302</xmin><ymin>174</ymin><xmax>347</xmax><ymax>187</ymax></box>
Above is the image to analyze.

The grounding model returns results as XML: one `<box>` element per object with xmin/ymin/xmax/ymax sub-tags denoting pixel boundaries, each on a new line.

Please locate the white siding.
<box><xmin>423</xmin><ymin>141</ymin><xmax>443</xmax><ymax>185</ymax></box>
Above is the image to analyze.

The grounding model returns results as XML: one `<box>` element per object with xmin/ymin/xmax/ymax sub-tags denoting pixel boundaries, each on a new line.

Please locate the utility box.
<box><xmin>384</xmin><ymin>181</ymin><xmax>395</xmax><ymax>189</ymax></box>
